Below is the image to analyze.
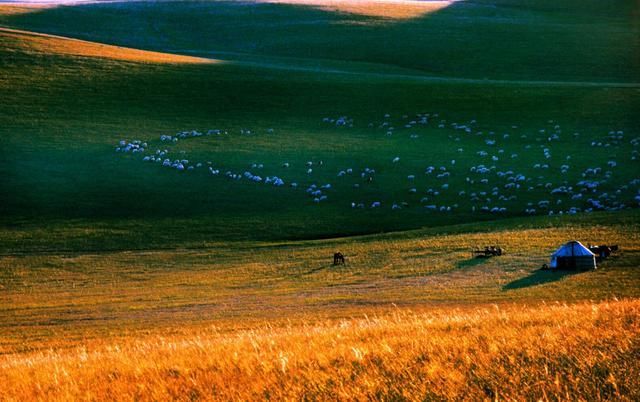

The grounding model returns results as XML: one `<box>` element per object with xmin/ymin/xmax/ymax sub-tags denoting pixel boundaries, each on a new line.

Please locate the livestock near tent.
<box><xmin>588</xmin><ymin>244</ymin><xmax>619</xmax><ymax>262</ymax></box>
<box><xmin>472</xmin><ymin>245</ymin><xmax>503</xmax><ymax>258</ymax></box>
<box><xmin>549</xmin><ymin>241</ymin><xmax>597</xmax><ymax>270</ymax></box>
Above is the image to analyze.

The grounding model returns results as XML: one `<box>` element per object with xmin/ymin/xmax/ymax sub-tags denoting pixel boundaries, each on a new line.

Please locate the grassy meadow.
<box><xmin>1</xmin><ymin>28</ymin><xmax>638</xmax><ymax>246</ymax></box>
<box><xmin>1</xmin><ymin>0</ymin><xmax>639</xmax><ymax>399</ymax></box>
<box><xmin>2</xmin><ymin>299</ymin><xmax>639</xmax><ymax>400</ymax></box>
<box><xmin>2</xmin><ymin>211</ymin><xmax>640</xmax><ymax>352</ymax></box>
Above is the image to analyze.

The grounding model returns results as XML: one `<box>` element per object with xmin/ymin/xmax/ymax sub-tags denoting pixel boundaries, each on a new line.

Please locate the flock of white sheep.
<box><xmin>114</xmin><ymin>112</ymin><xmax>640</xmax><ymax>217</ymax></box>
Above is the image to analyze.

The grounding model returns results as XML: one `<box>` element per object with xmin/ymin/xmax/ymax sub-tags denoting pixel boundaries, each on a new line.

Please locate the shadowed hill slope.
<box><xmin>1</xmin><ymin>0</ymin><xmax>638</xmax><ymax>244</ymax></box>
<box><xmin>1</xmin><ymin>0</ymin><xmax>638</xmax><ymax>82</ymax></box>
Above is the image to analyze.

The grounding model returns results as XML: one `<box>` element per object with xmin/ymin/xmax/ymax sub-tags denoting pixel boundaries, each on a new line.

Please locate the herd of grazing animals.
<box><xmin>115</xmin><ymin>112</ymin><xmax>640</xmax><ymax>217</ymax></box>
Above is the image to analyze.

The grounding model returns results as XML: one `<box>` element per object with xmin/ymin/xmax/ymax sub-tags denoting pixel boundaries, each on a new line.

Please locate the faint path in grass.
<box><xmin>173</xmin><ymin>48</ymin><xmax>640</xmax><ymax>88</ymax></box>
<box><xmin>232</xmin><ymin>58</ymin><xmax>640</xmax><ymax>88</ymax></box>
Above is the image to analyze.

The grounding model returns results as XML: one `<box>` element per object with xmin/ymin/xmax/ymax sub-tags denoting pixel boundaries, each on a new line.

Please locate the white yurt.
<box><xmin>550</xmin><ymin>241</ymin><xmax>597</xmax><ymax>270</ymax></box>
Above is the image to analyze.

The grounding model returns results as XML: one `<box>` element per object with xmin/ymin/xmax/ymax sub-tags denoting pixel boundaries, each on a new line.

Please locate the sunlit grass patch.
<box><xmin>1</xmin><ymin>299</ymin><xmax>638</xmax><ymax>400</ymax></box>
<box><xmin>0</xmin><ymin>4</ymin><xmax>50</xmax><ymax>17</ymax></box>
<box><xmin>260</xmin><ymin>0</ymin><xmax>454</xmax><ymax>19</ymax></box>
<box><xmin>1</xmin><ymin>212</ymin><xmax>638</xmax><ymax>354</ymax></box>
<box><xmin>0</xmin><ymin>27</ymin><xmax>220</xmax><ymax>64</ymax></box>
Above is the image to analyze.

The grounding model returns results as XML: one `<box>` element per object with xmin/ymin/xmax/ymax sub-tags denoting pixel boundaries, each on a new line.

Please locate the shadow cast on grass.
<box><xmin>503</xmin><ymin>269</ymin><xmax>581</xmax><ymax>290</ymax></box>
<box><xmin>456</xmin><ymin>257</ymin><xmax>491</xmax><ymax>269</ymax></box>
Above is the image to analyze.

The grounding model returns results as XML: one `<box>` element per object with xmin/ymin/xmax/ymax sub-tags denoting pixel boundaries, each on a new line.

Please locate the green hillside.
<box><xmin>1</xmin><ymin>3</ymin><xmax>639</xmax><ymax>399</ymax></box>
<box><xmin>2</xmin><ymin>0</ymin><xmax>638</xmax><ymax>82</ymax></box>
<box><xmin>1</xmin><ymin>0</ymin><xmax>639</xmax><ymax>249</ymax></box>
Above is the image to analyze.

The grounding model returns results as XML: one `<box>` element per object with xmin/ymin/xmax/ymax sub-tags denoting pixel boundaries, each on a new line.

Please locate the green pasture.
<box><xmin>0</xmin><ymin>0</ymin><xmax>639</xmax><ymax>351</ymax></box>
<box><xmin>2</xmin><ymin>0</ymin><xmax>638</xmax><ymax>82</ymax></box>
<box><xmin>0</xmin><ymin>0</ymin><xmax>638</xmax><ymax>252</ymax></box>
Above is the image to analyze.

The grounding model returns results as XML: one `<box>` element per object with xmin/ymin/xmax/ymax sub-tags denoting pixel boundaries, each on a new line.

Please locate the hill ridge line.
<box><xmin>3</xmin><ymin>26</ymin><xmax>639</xmax><ymax>88</ymax></box>
<box><xmin>231</xmin><ymin>58</ymin><xmax>640</xmax><ymax>88</ymax></box>
<box><xmin>0</xmin><ymin>26</ymin><xmax>219</xmax><ymax>64</ymax></box>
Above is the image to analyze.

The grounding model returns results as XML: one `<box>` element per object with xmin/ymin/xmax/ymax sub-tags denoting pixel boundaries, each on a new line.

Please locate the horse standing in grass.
<box><xmin>333</xmin><ymin>252</ymin><xmax>345</xmax><ymax>265</ymax></box>
<box><xmin>589</xmin><ymin>244</ymin><xmax>619</xmax><ymax>261</ymax></box>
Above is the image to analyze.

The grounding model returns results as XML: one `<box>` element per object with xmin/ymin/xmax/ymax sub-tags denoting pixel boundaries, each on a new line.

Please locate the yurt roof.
<box><xmin>552</xmin><ymin>241</ymin><xmax>596</xmax><ymax>258</ymax></box>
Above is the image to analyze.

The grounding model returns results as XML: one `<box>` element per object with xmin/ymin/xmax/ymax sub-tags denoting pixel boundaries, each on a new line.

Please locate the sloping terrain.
<box><xmin>1</xmin><ymin>211</ymin><xmax>639</xmax><ymax>352</ymax></box>
<box><xmin>1</xmin><ymin>8</ymin><xmax>638</xmax><ymax>244</ymax></box>
<box><xmin>2</xmin><ymin>299</ymin><xmax>639</xmax><ymax>400</ymax></box>
<box><xmin>2</xmin><ymin>0</ymin><xmax>638</xmax><ymax>82</ymax></box>
<box><xmin>260</xmin><ymin>0</ymin><xmax>454</xmax><ymax>19</ymax></box>
<box><xmin>0</xmin><ymin>1</ymin><xmax>639</xmax><ymax>399</ymax></box>
<box><xmin>0</xmin><ymin>26</ymin><xmax>217</xmax><ymax>63</ymax></box>
<box><xmin>0</xmin><ymin>0</ymin><xmax>638</xmax><ymax>322</ymax></box>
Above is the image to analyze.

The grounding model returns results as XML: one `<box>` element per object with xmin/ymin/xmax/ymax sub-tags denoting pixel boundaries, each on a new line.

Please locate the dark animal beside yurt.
<box><xmin>588</xmin><ymin>245</ymin><xmax>619</xmax><ymax>261</ymax></box>
<box><xmin>550</xmin><ymin>241</ymin><xmax>597</xmax><ymax>270</ymax></box>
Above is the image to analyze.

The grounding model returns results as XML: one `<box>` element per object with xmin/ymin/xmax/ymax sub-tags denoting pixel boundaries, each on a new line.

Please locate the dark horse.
<box><xmin>333</xmin><ymin>252</ymin><xmax>345</xmax><ymax>265</ymax></box>
<box><xmin>589</xmin><ymin>244</ymin><xmax>619</xmax><ymax>261</ymax></box>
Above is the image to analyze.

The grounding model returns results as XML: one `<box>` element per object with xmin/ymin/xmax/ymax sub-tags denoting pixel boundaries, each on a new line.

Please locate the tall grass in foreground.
<box><xmin>1</xmin><ymin>299</ymin><xmax>638</xmax><ymax>401</ymax></box>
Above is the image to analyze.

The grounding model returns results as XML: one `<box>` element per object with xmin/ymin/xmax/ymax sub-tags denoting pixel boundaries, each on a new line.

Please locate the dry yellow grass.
<box><xmin>1</xmin><ymin>217</ymin><xmax>638</xmax><ymax>399</ymax></box>
<box><xmin>1</xmin><ymin>219</ymin><xmax>639</xmax><ymax>356</ymax></box>
<box><xmin>260</xmin><ymin>0</ymin><xmax>453</xmax><ymax>19</ymax></box>
<box><xmin>0</xmin><ymin>3</ymin><xmax>52</xmax><ymax>17</ymax></box>
<box><xmin>0</xmin><ymin>27</ymin><xmax>219</xmax><ymax>64</ymax></box>
<box><xmin>0</xmin><ymin>299</ymin><xmax>638</xmax><ymax>400</ymax></box>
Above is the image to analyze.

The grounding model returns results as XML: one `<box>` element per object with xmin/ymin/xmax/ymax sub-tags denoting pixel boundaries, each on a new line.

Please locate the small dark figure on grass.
<box><xmin>588</xmin><ymin>244</ymin><xmax>619</xmax><ymax>261</ymax></box>
<box><xmin>333</xmin><ymin>252</ymin><xmax>345</xmax><ymax>266</ymax></box>
<box><xmin>472</xmin><ymin>246</ymin><xmax>503</xmax><ymax>258</ymax></box>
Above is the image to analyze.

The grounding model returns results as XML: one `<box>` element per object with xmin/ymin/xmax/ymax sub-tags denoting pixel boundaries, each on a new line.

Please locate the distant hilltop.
<box><xmin>1</xmin><ymin>0</ymin><xmax>457</xmax><ymax>20</ymax></box>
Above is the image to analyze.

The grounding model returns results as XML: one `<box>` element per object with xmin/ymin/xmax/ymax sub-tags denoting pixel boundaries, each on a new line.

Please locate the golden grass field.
<box><xmin>0</xmin><ymin>4</ymin><xmax>50</xmax><ymax>17</ymax></box>
<box><xmin>0</xmin><ymin>27</ymin><xmax>218</xmax><ymax>64</ymax></box>
<box><xmin>1</xmin><ymin>215</ymin><xmax>640</xmax><ymax>399</ymax></box>
<box><xmin>261</xmin><ymin>0</ymin><xmax>453</xmax><ymax>19</ymax></box>
<box><xmin>0</xmin><ymin>0</ymin><xmax>638</xmax><ymax>399</ymax></box>
<box><xmin>1</xmin><ymin>299</ymin><xmax>638</xmax><ymax>401</ymax></box>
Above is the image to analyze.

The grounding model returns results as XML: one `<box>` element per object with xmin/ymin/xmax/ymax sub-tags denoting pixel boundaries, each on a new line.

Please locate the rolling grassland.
<box><xmin>1</xmin><ymin>0</ymin><xmax>639</xmax><ymax>399</ymax></box>
<box><xmin>1</xmin><ymin>300</ymin><xmax>639</xmax><ymax>400</ymax></box>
